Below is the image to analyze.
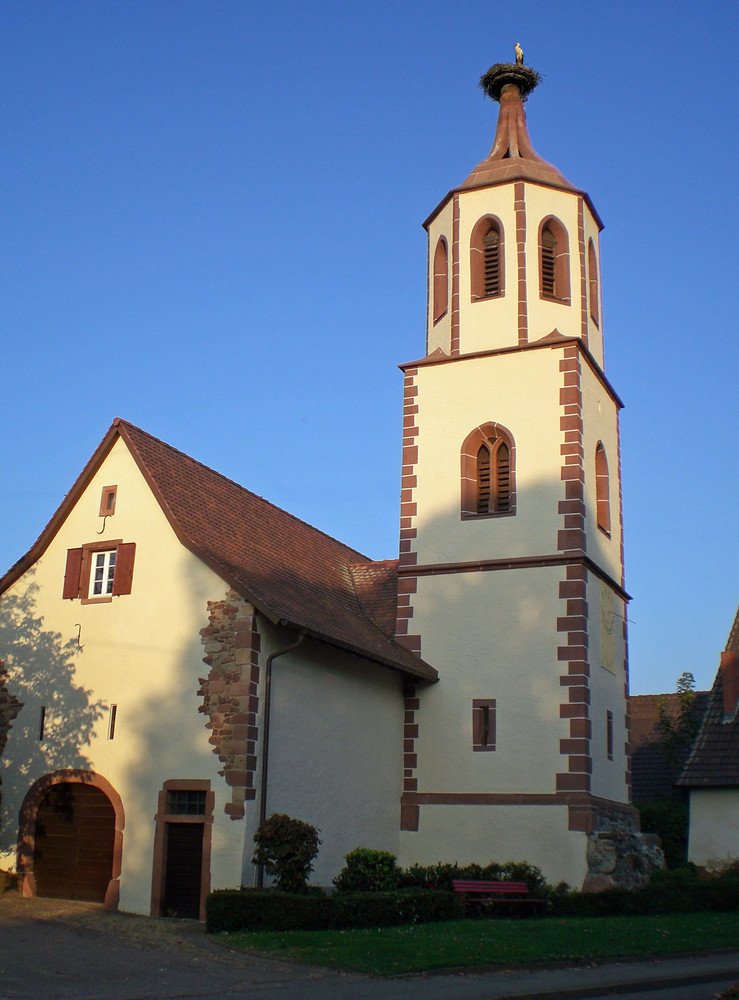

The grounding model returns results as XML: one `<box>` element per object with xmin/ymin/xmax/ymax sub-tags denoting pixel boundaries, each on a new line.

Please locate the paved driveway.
<box><xmin>2</xmin><ymin>892</ymin><xmax>739</xmax><ymax>1000</ymax></box>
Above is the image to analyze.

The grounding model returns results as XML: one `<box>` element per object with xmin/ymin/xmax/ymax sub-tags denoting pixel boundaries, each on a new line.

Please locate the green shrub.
<box><xmin>206</xmin><ymin>889</ymin><xmax>334</xmax><ymax>932</ymax></box>
<box><xmin>252</xmin><ymin>813</ymin><xmax>321</xmax><ymax>893</ymax></box>
<box><xmin>334</xmin><ymin>888</ymin><xmax>461</xmax><ymax>928</ymax></box>
<box><xmin>333</xmin><ymin>848</ymin><xmax>401</xmax><ymax>893</ymax></box>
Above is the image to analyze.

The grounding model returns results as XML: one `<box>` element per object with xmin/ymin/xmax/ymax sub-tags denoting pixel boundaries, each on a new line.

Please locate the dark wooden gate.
<box><xmin>34</xmin><ymin>783</ymin><xmax>115</xmax><ymax>902</ymax></box>
<box><xmin>162</xmin><ymin>822</ymin><xmax>204</xmax><ymax>919</ymax></box>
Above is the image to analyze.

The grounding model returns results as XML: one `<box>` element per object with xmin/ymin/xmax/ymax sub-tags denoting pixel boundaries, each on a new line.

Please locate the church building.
<box><xmin>0</xmin><ymin>61</ymin><xmax>637</xmax><ymax>918</ymax></box>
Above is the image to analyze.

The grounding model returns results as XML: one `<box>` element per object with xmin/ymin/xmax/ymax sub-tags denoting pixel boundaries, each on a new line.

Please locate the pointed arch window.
<box><xmin>432</xmin><ymin>236</ymin><xmax>448</xmax><ymax>323</ymax></box>
<box><xmin>588</xmin><ymin>239</ymin><xmax>599</xmax><ymax>325</ymax></box>
<box><xmin>595</xmin><ymin>442</ymin><xmax>611</xmax><ymax>535</ymax></box>
<box><xmin>539</xmin><ymin>217</ymin><xmax>570</xmax><ymax>302</ymax></box>
<box><xmin>470</xmin><ymin>216</ymin><xmax>504</xmax><ymax>300</ymax></box>
<box><xmin>461</xmin><ymin>422</ymin><xmax>516</xmax><ymax>518</ymax></box>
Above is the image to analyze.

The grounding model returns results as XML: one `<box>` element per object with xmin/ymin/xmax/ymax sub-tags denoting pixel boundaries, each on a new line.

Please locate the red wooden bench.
<box><xmin>451</xmin><ymin>879</ymin><xmax>544</xmax><ymax>915</ymax></box>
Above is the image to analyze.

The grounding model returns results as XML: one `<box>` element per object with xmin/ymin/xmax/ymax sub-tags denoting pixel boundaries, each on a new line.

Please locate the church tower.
<box><xmin>396</xmin><ymin>62</ymin><xmax>636</xmax><ymax>888</ymax></box>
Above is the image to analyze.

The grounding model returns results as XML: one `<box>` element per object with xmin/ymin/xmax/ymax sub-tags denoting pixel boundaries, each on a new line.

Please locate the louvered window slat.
<box><xmin>477</xmin><ymin>445</ymin><xmax>491</xmax><ymax>514</ymax></box>
<box><xmin>542</xmin><ymin>228</ymin><xmax>557</xmax><ymax>297</ymax></box>
<box><xmin>483</xmin><ymin>229</ymin><xmax>500</xmax><ymax>297</ymax></box>
<box><xmin>495</xmin><ymin>443</ymin><xmax>510</xmax><ymax>512</ymax></box>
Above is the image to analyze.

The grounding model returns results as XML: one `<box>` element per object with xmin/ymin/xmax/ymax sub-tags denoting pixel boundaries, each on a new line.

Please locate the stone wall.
<box><xmin>584</xmin><ymin>830</ymin><xmax>665</xmax><ymax>891</ymax></box>
<box><xmin>198</xmin><ymin>592</ymin><xmax>260</xmax><ymax>819</ymax></box>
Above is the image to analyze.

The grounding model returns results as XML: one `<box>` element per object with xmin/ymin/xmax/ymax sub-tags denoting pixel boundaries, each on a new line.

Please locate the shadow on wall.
<box><xmin>0</xmin><ymin>573</ymin><xmax>106</xmax><ymax>853</ymax></box>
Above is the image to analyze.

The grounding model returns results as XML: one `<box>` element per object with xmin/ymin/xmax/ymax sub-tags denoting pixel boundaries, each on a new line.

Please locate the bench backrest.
<box><xmin>451</xmin><ymin>879</ymin><xmax>529</xmax><ymax>894</ymax></box>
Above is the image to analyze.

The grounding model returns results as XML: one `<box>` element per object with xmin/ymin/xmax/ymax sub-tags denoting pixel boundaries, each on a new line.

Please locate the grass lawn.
<box><xmin>216</xmin><ymin>911</ymin><xmax>739</xmax><ymax>976</ymax></box>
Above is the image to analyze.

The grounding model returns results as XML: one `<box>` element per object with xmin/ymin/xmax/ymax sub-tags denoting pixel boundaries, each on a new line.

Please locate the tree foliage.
<box><xmin>656</xmin><ymin>671</ymin><xmax>702</xmax><ymax>780</ymax></box>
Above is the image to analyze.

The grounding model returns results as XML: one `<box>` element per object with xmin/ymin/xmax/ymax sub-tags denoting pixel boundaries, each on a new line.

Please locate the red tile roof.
<box><xmin>630</xmin><ymin>692</ymin><xmax>709</xmax><ymax>802</ymax></box>
<box><xmin>0</xmin><ymin>419</ymin><xmax>437</xmax><ymax>683</ymax></box>
<box><xmin>679</xmin><ymin>605</ymin><xmax>739</xmax><ymax>788</ymax></box>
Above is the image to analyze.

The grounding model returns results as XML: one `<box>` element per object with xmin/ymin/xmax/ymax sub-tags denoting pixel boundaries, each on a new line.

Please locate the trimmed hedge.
<box><xmin>334</xmin><ymin>888</ymin><xmax>462</xmax><ymax>928</ymax></box>
<box><xmin>206</xmin><ymin>887</ymin><xmax>460</xmax><ymax>933</ymax></box>
<box><xmin>550</xmin><ymin>866</ymin><xmax>739</xmax><ymax>918</ymax></box>
<box><xmin>206</xmin><ymin>889</ymin><xmax>334</xmax><ymax>932</ymax></box>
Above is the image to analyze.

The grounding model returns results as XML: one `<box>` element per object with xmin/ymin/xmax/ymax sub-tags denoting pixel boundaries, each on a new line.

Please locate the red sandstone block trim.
<box><xmin>577</xmin><ymin>198</ymin><xmax>588</xmax><ymax>346</ymax></box>
<box><xmin>451</xmin><ymin>195</ymin><xmax>461</xmax><ymax>355</ymax></box>
<box><xmin>515</xmin><ymin>182</ymin><xmax>528</xmax><ymax>345</ymax></box>
<box><xmin>403</xmin><ymin>684</ymin><xmax>419</xmax><ymax>792</ymax></box>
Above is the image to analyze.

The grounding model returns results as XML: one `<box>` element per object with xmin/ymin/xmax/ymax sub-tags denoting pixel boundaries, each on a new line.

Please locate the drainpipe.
<box><xmin>255</xmin><ymin>628</ymin><xmax>306</xmax><ymax>887</ymax></box>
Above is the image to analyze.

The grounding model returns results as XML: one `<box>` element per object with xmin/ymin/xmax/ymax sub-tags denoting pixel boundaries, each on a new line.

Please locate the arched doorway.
<box><xmin>17</xmin><ymin>770</ymin><xmax>124</xmax><ymax>909</ymax></box>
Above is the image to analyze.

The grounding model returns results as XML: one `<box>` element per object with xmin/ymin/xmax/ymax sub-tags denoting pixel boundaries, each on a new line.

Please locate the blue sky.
<box><xmin>2</xmin><ymin>1</ymin><xmax>737</xmax><ymax>695</ymax></box>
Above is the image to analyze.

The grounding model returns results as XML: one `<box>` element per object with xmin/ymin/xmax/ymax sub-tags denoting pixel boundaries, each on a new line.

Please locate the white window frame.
<box><xmin>89</xmin><ymin>549</ymin><xmax>117</xmax><ymax>598</ymax></box>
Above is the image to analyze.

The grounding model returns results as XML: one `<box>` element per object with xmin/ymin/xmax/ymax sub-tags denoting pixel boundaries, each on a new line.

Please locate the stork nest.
<box><xmin>479</xmin><ymin>64</ymin><xmax>542</xmax><ymax>102</ymax></box>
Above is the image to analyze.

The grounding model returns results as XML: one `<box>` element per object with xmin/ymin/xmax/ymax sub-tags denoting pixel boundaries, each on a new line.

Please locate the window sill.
<box><xmin>540</xmin><ymin>293</ymin><xmax>571</xmax><ymax>305</ymax></box>
<box><xmin>461</xmin><ymin>510</ymin><xmax>515</xmax><ymax>520</ymax></box>
<box><xmin>432</xmin><ymin>309</ymin><xmax>448</xmax><ymax>326</ymax></box>
<box><xmin>597</xmin><ymin>525</ymin><xmax>612</xmax><ymax>539</ymax></box>
<box><xmin>80</xmin><ymin>596</ymin><xmax>113</xmax><ymax>605</ymax></box>
<box><xmin>471</xmin><ymin>292</ymin><xmax>504</xmax><ymax>302</ymax></box>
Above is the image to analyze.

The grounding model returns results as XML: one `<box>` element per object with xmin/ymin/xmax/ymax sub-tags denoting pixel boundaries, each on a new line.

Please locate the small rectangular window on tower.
<box><xmin>606</xmin><ymin>710</ymin><xmax>614</xmax><ymax>761</ymax></box>
<box><xmin>472</xmin><ymin>699</ymin><xmax>497</xmax><ymax>751</ymax></box>
<box><xmin>38</xmin><ymin>706</ymin><xmax>46</xmax><ymax>741</ymax></box>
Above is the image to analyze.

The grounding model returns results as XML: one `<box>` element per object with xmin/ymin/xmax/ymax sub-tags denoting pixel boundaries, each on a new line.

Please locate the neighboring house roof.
<box><xmin>0</xmin><ymin>419</ymin><xmax>437</xmax><ymax>683</ymax></box>
<box><xmin>679</xmin><ymin>605</ymin><xmax>739</xmax><ymax>788</ymax></box>
<box><xmin>630</xmin><ymin>692</ymin><xmax>709</xmax><ymax>802</ymax></box>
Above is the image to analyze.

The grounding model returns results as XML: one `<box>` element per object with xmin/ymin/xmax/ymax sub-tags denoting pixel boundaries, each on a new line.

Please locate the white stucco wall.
<box><xmin>399</xmin><ymin>803</ymin><xmax>588</xmax><ymax>890</ymax></box>
<box><xmin>688</xmin><ymin>788</ymin><xmax>739</xmax><ymax>867</ymax></box>
<box><xmin>411</xmin><ymin>347</ymin><xmax>565</xmax><ymax>566</ymax></box>
<box><xmin>411</xmin><ymin>566</ymin><xmax>566</xmax><ymax>794</ymax></box>
<box><xmin>243</xmin><ymin>624</ymin><xmax>405</xmax><ymax>886</ymax></box>
<box><xmin>0</xmin><ymin>438</ymin><xmax>245</xmax><ymax>914</ymax></box>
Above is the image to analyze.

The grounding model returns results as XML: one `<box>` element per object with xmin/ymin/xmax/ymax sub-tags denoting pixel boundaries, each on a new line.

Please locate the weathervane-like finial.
<box><xmin>514</xmin><ymin>42</ymin><xmax>524</xmax><ymax>66</ymax></box>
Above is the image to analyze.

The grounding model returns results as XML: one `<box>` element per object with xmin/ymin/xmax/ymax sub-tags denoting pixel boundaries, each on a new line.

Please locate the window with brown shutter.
<box><xmin>462</xmin><ymin>423</ymin><xmax>515</xmax><ymax>518</ymax></box>
<box><xmin>539</xmin><ymin>216</ymin><xmax>570</xmax><ymax>302</ymax></box>
<box><xmin>62</xmin><ymin>541</ymin><xmax>136</xmax><ymax>602</ymax></box>
<box><xmin>588</xmin><ymin>239</ymin><xmax>599</xmax><ymax>325</ymax></box>
<box><xmin>470</xmin><ymin>216</ymin><xmax>505</xmax><ymax>301</ymax></box>
<box><xmin>432</xmin><ymin>236</ymin><xmax>448</xmax><ymax>323</ymax></box>
<box><xmin>595</xmin><ymin>443</ymin><xmax>611</xmax><ymax>536</ymax></box>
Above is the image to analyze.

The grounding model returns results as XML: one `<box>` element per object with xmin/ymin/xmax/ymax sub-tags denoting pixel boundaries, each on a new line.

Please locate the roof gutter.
<box><xmin>255</xmin><ymin>629</ymin><xmax>307</xmax><ymax>888</ymax></box>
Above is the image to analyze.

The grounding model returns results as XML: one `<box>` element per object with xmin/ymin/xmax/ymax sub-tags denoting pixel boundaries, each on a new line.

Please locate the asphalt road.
<box><xmin>1</xmin><ymin>894</ymin><xmax>738</xmax><ymax>1000</ymax></box>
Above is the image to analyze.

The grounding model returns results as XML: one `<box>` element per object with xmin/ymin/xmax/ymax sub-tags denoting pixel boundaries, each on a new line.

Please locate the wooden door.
<box><xmin>34</xmin><ymin>783</ymin><xmax>115</xmax><ymax>902</ymax></box>
<box><xmin>162</xmin><ymin>822</ymin><xmax>204</xmax><ymax>919</ymax></box>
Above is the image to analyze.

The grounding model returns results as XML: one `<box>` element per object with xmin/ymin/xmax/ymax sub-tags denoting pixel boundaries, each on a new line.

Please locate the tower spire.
<box><xmin>458</xmin><ymin>61</ymin><xmax>574</xmax><ymax>192</ymax></box>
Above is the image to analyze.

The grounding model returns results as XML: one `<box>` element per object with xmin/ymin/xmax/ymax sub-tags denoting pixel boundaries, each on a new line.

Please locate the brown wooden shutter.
<box><xmin>112</xmin><ymin>542</ymin><xmax>136</xmax><ymax>596</ymax></box>
<box><xmin>62</xmin><ymin>548</ymin><xmax>83</xmax><ymax>599</ymax></box>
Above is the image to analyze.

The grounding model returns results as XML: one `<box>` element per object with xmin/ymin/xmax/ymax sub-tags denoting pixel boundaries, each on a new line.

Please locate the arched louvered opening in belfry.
<box><xmin>539</xmin><ymin>216</ymin><xmax>570</xmax><ymax>302</ymax></box>
<box><xmin>470</xmin><ymin>216</ymin><xmax>504</xmax><ymax>301</ymax></box>
<box><xmin>461</xmin><ymin>423</ymin><xmax>515</xmax><ymax>518</ymax></box>
<box><xmin>588</xmin><ymin>238</ymin><xmax>599</xmax><ymax>325</ymax></box>
<box><xmin>595</xmin><ymin>442</ymin><xmax>611</xmax><ymax>535</ymax></box>
<box><xmin>432</xmin><ymin>236</ymin><xmax>448</xmax><ymax>323</ymax></box>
